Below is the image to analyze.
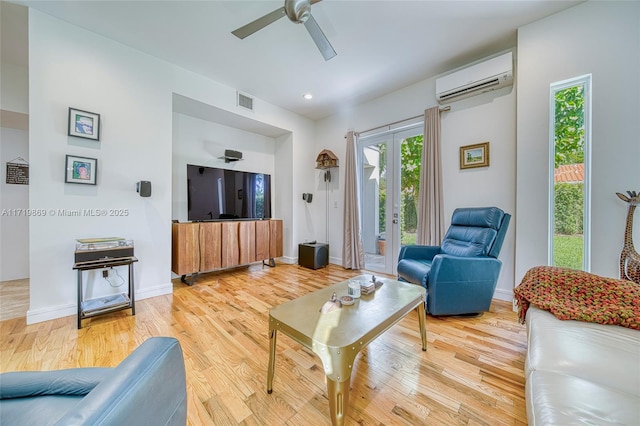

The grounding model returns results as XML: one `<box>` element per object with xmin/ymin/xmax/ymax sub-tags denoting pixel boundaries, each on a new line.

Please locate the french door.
<box><xmin>358</xmin><ymin>126</ymin><xmax>423</xmax><ymax>275</ymax></box>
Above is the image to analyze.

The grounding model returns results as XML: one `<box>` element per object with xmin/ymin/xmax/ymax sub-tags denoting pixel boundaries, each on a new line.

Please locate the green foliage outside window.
<box><xmin>378</xmin><ymin>144</ymin><xmax>387</xmax><ymax>234</ymax></box>
<box><xmin>376</xmin><ymin>136</ymin><xmax>422</xmax><ymax>243</ymax></box>
<box><xmin>400</xmin><ymin>136</ymin><xmax>422</xmax><ymax>238</ymax></box>
<box><xmin>554</xmin><ymin>183</ymin><xmax>584</xmax><ymax>235</ymax></box>
<box><xmin>553</xmin><ymin>83</ymin><xmax>586</xmax><ymax>270</ymax></box>
<box><xmin>554</xmin><ymin>85</ymin><xmax>585</xmax><ymax>168</ymax></box>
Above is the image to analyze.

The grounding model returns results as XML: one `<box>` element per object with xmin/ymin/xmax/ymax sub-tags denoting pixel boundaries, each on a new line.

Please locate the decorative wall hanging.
<box><xmin>68</xmin><ymin>107</ymin><xmax>101</xmax><ymax>141</ymax></box>
<box><xmin>460</xmin><ymin>142</ymin><xmax>490</xmax><ymax>169</ymax></box>
<box><xmin>65</xmin><ymin>155</ymin><xmax>97</xmax><ymax>185</ymax></box>
<box><xmin>5</xmin><ymin>157</ymin><xmax>29</xmax><ymax>185</ymax></box>
<box><xmin>316</xmin><ymin>149</ymin><xmax>338</xmax><ymax>182</ymax></box>
<box><xmin>315</xmin><ymin>149</ymin><xmax>338</xmax><ymax>169</ymax></box>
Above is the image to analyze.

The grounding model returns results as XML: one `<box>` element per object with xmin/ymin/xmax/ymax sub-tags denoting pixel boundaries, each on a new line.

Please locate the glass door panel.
<box><xmin>359</xmin><ymin>127</ymin><xmax>423</xmax><ymax>275</ymax></box>
<box><xmin>399</xmin><ymin>135</ymin><xmax>423</xmax><ymax>248</ymax></box>
<box><xmin>361</xmin><ymin>141</ymin><xmax>389</xmax><ymax>273</ymax></box>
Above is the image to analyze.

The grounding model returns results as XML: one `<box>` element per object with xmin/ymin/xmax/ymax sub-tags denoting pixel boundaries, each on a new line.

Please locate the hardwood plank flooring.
<box><xmin>0</xmin><ymin>264</ymin><xmax>528</xmax><ymax>425</ymax></box>
<box><xmin>0</xmin><ymin>278</ymin><xmax>29</xmax><ymax>321</ymax></box>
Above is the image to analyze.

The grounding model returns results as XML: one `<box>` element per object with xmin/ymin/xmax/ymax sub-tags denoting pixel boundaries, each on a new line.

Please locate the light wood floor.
<box><xmin>0</xmin><ymin>264</ymin><xmax>528</xmax><ymax>425</ymax></box>
<box><xmin>0</xmin><ymin>278</ymin><xmax>29</xmax><ymax>321</ymax></box>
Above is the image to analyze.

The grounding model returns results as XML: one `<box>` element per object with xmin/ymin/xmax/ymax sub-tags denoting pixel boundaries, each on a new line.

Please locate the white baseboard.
<box><xmin>26</xmin><ymin>282</ymin><xmax>173</xmax><ymax>325</ymax></box>
<box><xmin>27</xmin><ymin>303</ymin><xmax>77</xmax><ymax>325</ymax></box>
<box><xmin>278</xmin><ymin>256</ymin><xmax>295</xmax><ymax>265</ymax></box>
<box><xmin>493</xmin><ymin>287</ymin><xmax>514</xmax><ymax>302</ymax></box>
<box><xmin>135</xmin><ymin>282</ymin><xmax>173</xmax><ymax>300</ymax></box>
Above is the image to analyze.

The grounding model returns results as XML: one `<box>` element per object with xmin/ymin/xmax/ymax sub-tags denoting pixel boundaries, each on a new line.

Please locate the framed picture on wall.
<box><xmin>65</xmin><ymin>155</ymin><xmax>97</xmax><ymax>185</ymax></box>
<box><xmin>68</xmin><ymin>107</ymin><xmax>101</xmax><ymax>141</ymax></box>
<box><xmin>460</xmin><ymin>142</ymin><xmax>490</xmax><ymax>169</ymax></box>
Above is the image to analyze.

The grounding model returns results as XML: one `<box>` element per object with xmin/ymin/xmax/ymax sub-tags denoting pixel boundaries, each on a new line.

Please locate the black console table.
<box><xmin>73</xmin><ymin>256</ymin><xmax>138</xmax><ymax>329</ymax></box>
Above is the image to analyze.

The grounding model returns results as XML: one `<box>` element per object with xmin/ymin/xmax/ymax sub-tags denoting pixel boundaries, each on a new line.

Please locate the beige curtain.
<box><xmin>416</xmin><ymin>106</ymin><xmax>445</xmax><ymax>245</ymax></box>
<box><xmin>342</xmin><ymin>131</ymin><xmax>365</xmax><ymax>269</ymax></box>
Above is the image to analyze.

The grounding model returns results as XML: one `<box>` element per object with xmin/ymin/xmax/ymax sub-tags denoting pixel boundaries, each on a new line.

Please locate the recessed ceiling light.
<box><xmin>303</xmin><ymin>93</ymin><xmax>313</xmax><ymax>100</ymax></box>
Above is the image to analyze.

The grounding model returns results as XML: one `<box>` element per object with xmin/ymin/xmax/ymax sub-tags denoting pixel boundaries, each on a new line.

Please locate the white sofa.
<box><xmin>524</xmin><ymin>305</ymin><xmax>640</xmax><ymax>425</ymax></box>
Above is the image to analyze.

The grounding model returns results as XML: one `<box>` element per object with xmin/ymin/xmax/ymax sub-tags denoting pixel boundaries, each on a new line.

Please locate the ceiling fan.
<box><xmin>231</xmin><ymin>0</ymin><xmax>337</xmax><ymax>61</ymax></box>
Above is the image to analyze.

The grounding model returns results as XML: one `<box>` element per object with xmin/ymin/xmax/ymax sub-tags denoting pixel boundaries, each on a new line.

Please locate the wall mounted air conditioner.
<box><xmin>436</xmin><ymin>52</ymin><xmax>513</xmax><ymax>104</ymax></box>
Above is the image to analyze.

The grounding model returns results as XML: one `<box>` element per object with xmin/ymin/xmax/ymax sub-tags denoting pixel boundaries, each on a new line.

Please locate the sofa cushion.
<box><xmin>526</xmin><ymin>370</ymin><xmax>640</xmax><ymax>426</ymax></box>
<box><xmin>525</xmin><ymin>305</ymin><xmax>640</xmax><ymax>426</ymax></box>
<box><xmin>526</xmin><ymin>306</ymin><xmax>640</xmax><ymax>396</ymax></box>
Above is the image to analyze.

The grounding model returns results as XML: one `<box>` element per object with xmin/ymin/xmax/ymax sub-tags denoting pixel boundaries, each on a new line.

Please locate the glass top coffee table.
<box><xmin>267</xmin><ymin>276</ymin><xmax>427</xmax><ymax>426</ymax></box>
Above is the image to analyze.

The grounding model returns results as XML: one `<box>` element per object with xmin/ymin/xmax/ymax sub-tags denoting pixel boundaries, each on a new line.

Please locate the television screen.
<box><xmin>187</xmin><ymin>164</ymin><xmax>272</xmax><ymax>221</ymax></box>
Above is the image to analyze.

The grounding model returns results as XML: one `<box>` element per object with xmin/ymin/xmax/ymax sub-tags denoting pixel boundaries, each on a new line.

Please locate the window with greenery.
<box><xmin>375</xmin><ymin>135</ymin><xmax>422</xmax><ymax>246</ymax></box>
<box><xmin>550</xmin><ymin>76</ymin><xmax>591</xmax><ymax>270</ymax></box>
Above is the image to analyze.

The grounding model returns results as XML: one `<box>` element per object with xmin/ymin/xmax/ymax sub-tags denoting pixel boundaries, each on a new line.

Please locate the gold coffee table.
<box><xmin>267</xmin><ymin>276</ymin><xmax>427</xmax><ymax>425</ymax></box>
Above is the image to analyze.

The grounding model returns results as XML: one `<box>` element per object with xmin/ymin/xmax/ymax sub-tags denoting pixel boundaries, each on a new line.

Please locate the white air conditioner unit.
<box><xmin>436</xmin><ymin>52</ymin><xmax>513</xmax><ymax>104</ymax></box>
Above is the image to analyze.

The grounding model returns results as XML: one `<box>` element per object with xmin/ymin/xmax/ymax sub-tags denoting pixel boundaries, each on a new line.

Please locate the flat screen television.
<box><xmin>187</xmin><ymin>164</ymin><xmax>272</xmax><ymax>221</ymax></box>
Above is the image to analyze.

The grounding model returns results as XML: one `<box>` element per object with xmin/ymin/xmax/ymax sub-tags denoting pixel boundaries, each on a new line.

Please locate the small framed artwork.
<box><xmin>65</xmin><ymin>155</ymin><xmax>97</xmax><ymax>185</ymax></box>
<box><xmin>460</xmin><ymin>142</ymin><xmax>490</xmax><ymax>169</ymax></box>
<box><xmin>68</xmin><ymin>107</ymin><xmax>100</xmax><ymax>141</ymax></box>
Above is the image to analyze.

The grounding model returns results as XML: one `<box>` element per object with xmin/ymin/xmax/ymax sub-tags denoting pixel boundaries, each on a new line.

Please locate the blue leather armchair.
<box><xmin>0</xmin><ymin>337</ymin><xmax>187</xmax><ymax>425</ymax></box>
<box><xmin>397</xmin><ymin>207</ymin><xmax>510</xmax><ymax>316</ymax></box>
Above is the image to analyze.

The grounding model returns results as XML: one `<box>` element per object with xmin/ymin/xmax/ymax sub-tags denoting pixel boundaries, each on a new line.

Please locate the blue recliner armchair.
<box><xmin>0</xmin><ymin>337</ymin><xmax>187</xmax><ymax>425</ymax></box>
<box><xmin>397</xmin><ymin>207</ymin><xmax>510</xmax><ymax>316</ymax></box>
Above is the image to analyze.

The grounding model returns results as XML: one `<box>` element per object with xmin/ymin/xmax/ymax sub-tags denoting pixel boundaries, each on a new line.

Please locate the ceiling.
<box><xmin>12</xmin><ymin>0</ymin><xmax>581</xmax><ymax>121</ymax></box>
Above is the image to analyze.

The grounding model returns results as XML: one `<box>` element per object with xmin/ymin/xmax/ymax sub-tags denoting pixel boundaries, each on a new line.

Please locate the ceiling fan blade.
<box><xmin>231</xmin><ymin>7</ymin><xmax>286</xmax><ymax>39</ymax></box>
<box><xmin>303</xmin><ymin>14</ymin><xmax>336</xmax><ymax>61</ymax></box>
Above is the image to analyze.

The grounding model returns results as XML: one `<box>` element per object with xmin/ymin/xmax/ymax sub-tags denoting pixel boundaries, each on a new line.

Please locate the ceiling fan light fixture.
<box><xmin>285</xmin><ymin>0</ymin><xmax>311</xmax><ymax>23</ymax></box>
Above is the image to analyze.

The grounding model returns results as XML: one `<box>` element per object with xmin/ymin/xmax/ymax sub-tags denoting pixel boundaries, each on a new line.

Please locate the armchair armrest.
<box><xmin>0</xmin><ymin>368</ymin><xmax>110</xmax><ymax>399</ymax></box>
<box><xmin>55</xmin><ymin>337</ymin><xmax>187</xmax><ymax>426</ymax></box>
<box><xmin>398</xmin><ymin>245</ymin><xmax>441</xmax><ymax>261</ymax></box>
<box><xmin>430</xmin><ymin>254</ymin><xmax>502</xmax><ymax>283</ymax></box>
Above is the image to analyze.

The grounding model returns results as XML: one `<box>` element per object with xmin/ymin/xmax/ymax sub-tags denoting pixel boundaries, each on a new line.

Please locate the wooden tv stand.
<box><xmin>171</xmin><ymin>219</ymin><xmax>283</xmax><ymax>285</ymax></box>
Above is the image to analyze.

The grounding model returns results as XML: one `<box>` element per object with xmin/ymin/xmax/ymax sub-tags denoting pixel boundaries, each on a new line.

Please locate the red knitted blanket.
<box><xmin>514</xmin><ymin>266</ymin><xmax>640</xmax><ymax>330</ymax></box>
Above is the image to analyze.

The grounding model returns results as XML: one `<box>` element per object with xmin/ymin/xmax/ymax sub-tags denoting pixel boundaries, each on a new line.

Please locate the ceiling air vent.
<box><xmin>237</xmin><ymin>91</ymin><xmax>254</xmax><ymax>112</ymax></box>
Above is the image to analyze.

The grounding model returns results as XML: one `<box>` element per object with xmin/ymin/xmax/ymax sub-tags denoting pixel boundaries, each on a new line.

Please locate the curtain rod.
<box><xmin>347</xmin><ymin>106</ymin><xmax>451</xmax><ymax>138</ymax></box>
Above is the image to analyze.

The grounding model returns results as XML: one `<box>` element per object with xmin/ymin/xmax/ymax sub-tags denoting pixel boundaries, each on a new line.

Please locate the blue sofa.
<box><xmin>397</xmin><ymin>207</ymin><xmax>510</xmax><ymax>315</ymax></box>
<box><xmin>0</xmin><ymin>337</ymin><xmax>187</xmax><ymax>425</ymax></box>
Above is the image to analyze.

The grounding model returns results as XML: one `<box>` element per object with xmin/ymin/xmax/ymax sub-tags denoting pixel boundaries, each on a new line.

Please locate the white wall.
<box><xmin>0</xmin><ymin>62</ymin><xmax>28</xmax><ymax>115</ymax></box>
<box><xmin>516</xmin><ymin>1</ymin><xmax>640</xmax><ymax>283</ymax></box>
<box><xmin>171</xmin><ymin>113</ymin><xmax>277</xmax><ymax>222</ymax></box>
<box><xmin>169</xmin><ymin>65</ymin><xmax>316</xmax><ymax>264</ymax></box>
<box><xmin>1</xmin><ymin>2</ymin><xmax>30</xmax><ymax>281</ymax></box>
<box><xmin>315</xmin><ymin>51</ymin><xmax>518</xmax><ymax>301</ymax></box>
<box><xmin>28</xmin><ymin>10</ymin><xmax>174</xmax><ymax>322</ymax></box>
<box><xmin>440</xmin><ymin>81</ymin><xmax>516</xmax><ymax>301</ymax></box>
<box><xmin>27</xmin><ymin>9</ymin><xmax>314</xmax><ymax>323</ymax></box>
<box><xmin>0</xmin><ymin>125</ymin><xmax>30</xmax><ymax>281</ymax></box>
